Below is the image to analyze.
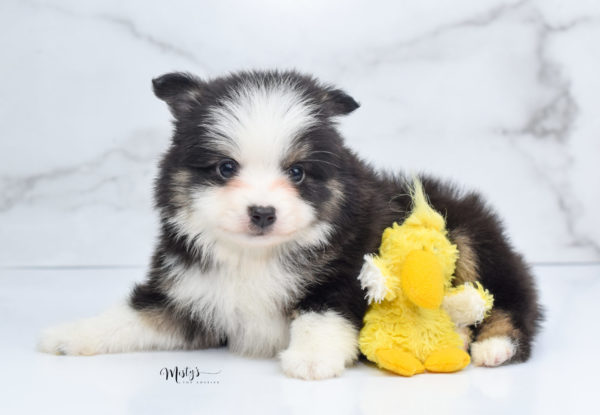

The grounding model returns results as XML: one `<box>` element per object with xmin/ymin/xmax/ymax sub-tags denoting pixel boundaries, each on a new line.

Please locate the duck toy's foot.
<box><xmin>424</xmin><ymin>347</ymin><xmax>470</xmax><ymax>373</ymax></box>
<box><xmin>374</xmin><ymin>348</ymin><xmax>425</xmax><ymax>377</ymax></box>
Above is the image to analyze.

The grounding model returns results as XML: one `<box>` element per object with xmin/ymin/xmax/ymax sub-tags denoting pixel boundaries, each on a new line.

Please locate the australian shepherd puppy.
<box><xmin>39</xmin><ymin>70</ymin><xmax>542</xmax><ymax>380</ymax></box>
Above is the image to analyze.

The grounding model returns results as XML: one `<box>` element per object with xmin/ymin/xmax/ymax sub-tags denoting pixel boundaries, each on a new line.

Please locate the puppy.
<box><xmin>38</xmin><ymin>70</ymin><xmax>542</xmax><ymax>379</ymax></box>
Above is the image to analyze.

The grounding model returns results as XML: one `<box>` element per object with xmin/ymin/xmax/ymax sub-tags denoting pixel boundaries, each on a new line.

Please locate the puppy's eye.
<box><xmin>217</xmin><ymin>159</ymin><xmax>238</xmax><ymax>179</ymax></box>
<box><xmin>287</xmin><ymin>165</ymin><xmax>305</xmax><ymax>184</ymax></box>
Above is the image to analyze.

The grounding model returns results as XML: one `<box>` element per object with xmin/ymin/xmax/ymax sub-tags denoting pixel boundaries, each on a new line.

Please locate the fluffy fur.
<box><xmin>38</xmin><ymin>70</ymin><xmax>543</xmax><ymax>378</ymax></box>
<box><xmin>280</xmin><ymin>311</ymin><xmax>359</xmax><ymax>380</ymax></box>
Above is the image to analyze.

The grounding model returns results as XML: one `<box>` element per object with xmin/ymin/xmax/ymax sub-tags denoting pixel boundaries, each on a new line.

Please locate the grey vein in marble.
<box><xmin>0</xmin><ymin>136</ymin><xmax>158</xmax><ymax>213</ymax></box>
<box><xmin>21</xmin><ymin>0</ymin><xmax>203</xmax><ymax>67</ymax></box>
<box><xmin>364</xmin><ymin>0</ymin><xmax>528</xmax><ymax>66</ymax></box>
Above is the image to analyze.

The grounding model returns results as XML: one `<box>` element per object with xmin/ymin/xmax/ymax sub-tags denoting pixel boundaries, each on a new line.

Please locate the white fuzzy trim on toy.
<box><xmin>442</xmin><ymin>282</ymin><xmax>493</xmax><ymax>327</ymax></box>
<box><xmin>357</xmin><ymin>254</ymin><xmax>389</xmax><ymax>304</ymax></box>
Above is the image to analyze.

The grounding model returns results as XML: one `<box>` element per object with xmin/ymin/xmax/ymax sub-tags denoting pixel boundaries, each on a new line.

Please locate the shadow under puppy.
<box><xmin>38</xmin><ymin>70</ymin><xmax>543</xmax><ymax>380</ymax></box>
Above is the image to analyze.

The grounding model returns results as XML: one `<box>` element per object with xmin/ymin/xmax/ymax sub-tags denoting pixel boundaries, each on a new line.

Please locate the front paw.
<box><xmin>280</xmin><ymin>347</ymin><xmax>346</xmax><ymax>380</ymax></box>
<box><xmin>38</xmin><ymin>321</ymin><xmax>102</xmax><ymax>356</ymax></box>
<box><xmin>279</xmin><ymin>311</ymin><xmax>358</xmax><ymax>380</ymax></box>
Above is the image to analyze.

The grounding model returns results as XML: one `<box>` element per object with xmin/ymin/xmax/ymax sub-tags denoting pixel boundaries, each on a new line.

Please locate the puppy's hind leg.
<box><xmin>470</xmin><ymin>309</ymin><xmax>522</xmax><ymax>367</ymax></box>
<box><xmin>37</xmin><ymin>302</ymin><xmax>188</xmax><ymax>356</ymax></box>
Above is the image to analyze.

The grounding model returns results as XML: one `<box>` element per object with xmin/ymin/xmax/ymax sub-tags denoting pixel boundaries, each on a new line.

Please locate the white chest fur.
<box><xmin>165</xmin><ymin>253</ymin><xmax>304</xmax><ymax>357</ymax></box>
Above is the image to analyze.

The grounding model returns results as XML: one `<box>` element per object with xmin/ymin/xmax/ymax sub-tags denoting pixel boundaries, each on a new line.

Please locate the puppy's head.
<box><xmin>153</xmin><ymin>70</ymin><xmax>358</xmax><ymax>252</ymax></box>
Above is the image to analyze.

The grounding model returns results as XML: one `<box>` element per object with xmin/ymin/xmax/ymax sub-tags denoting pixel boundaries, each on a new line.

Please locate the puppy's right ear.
<box><xmin>319</xmin><ymin>87</ymin><xmax>360</xmax><ymax>117</ymax></box>
<box><xmin>152</xmin><ymin>72</ymin><xmax>206</xmax><ymax>117</ymax></box>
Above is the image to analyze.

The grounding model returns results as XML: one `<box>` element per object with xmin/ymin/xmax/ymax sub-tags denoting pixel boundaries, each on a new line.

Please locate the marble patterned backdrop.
<box><xmin>1</xmin><ymin>0</ymin><xmax>599</xmax><ymax>267</ymax></box>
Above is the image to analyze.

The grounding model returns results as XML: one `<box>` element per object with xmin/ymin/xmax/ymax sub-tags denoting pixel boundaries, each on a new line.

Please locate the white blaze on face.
<box><xmin>206</xmin><ymin>82</ymin><xmax>318</xmax><ymax>165</ymax></box>
<box><xmin>189</xmin><ymin>81</ymin><xmax>326</xmax><ymax>248</ymax></box>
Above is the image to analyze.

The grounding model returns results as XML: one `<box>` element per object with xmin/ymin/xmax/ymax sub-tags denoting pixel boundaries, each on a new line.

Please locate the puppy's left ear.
<box><xmin>152</xmin><ymin>72</ymin><xmax>206</xmax><ymax>118</ymax></box>
<box><xmin>320</xmin><ymin>88</ymin><xmax>360</xmax><ymax>117</ymax></box>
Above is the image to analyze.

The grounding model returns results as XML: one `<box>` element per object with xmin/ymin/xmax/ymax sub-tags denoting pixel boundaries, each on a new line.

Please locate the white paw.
<box><xmin>280</xmin><ymin>311</ymin><xmax>358</xmax><ymax>380</ymax></box>
<box><xmin>38</xmin><ymin>320</ymin><xmax>103</xmax><ymax>356</ymax></box>
<box><xmin>470</xmin><ymin>336</ymin><xmax>516</xmax><ymax>367</ymax></box>
<box><xmin>37</xmin><ymin>303</ymin><xmax>159</xmax><ymax>356</ymax></box>
<box><xmin>358</xmin><ymin>254</ymin><xmax>388</xmax><ymax>304</ymax></box>
<box><xmin>280</xmin><ymin>347</ymin><xmax>346</xmax><ymax>380</ymax></box>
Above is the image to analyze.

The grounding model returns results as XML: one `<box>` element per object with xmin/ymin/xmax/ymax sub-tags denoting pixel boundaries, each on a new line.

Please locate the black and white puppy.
<box><xmin>39</xmin><ymin>70</ymin><xmax>542</xmax><ymax>379</ymax></box>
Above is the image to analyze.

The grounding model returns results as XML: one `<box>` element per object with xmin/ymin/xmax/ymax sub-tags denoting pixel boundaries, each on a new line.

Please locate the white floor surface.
<box><xmin>1</xmin><ymin>264</ymin><xmax>598</xmax><ymax>415</ymax></box>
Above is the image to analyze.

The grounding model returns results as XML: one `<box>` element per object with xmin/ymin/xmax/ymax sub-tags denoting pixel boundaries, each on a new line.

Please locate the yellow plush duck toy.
<box><xmin>358</xmin><ymin>179</ymin><xmax>493</xmax><ymax>376</ymax></box>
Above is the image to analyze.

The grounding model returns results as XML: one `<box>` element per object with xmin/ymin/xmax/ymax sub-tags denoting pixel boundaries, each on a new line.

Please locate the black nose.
<box><xmin>248</xmin><ymin>205</ymin><xmax>276</xmax><ymax>229</ymax></box>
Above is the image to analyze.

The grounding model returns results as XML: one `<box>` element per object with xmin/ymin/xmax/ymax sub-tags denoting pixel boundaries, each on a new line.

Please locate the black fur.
<box><xmin>420</xmin><ymin>178</ymin><xmax>543</xmax><ymax>361</ymax></box>
<box><xmin>131</xmin><ymin>70</ymin><xmax>542</xmax><ymax>363</ymax></box>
